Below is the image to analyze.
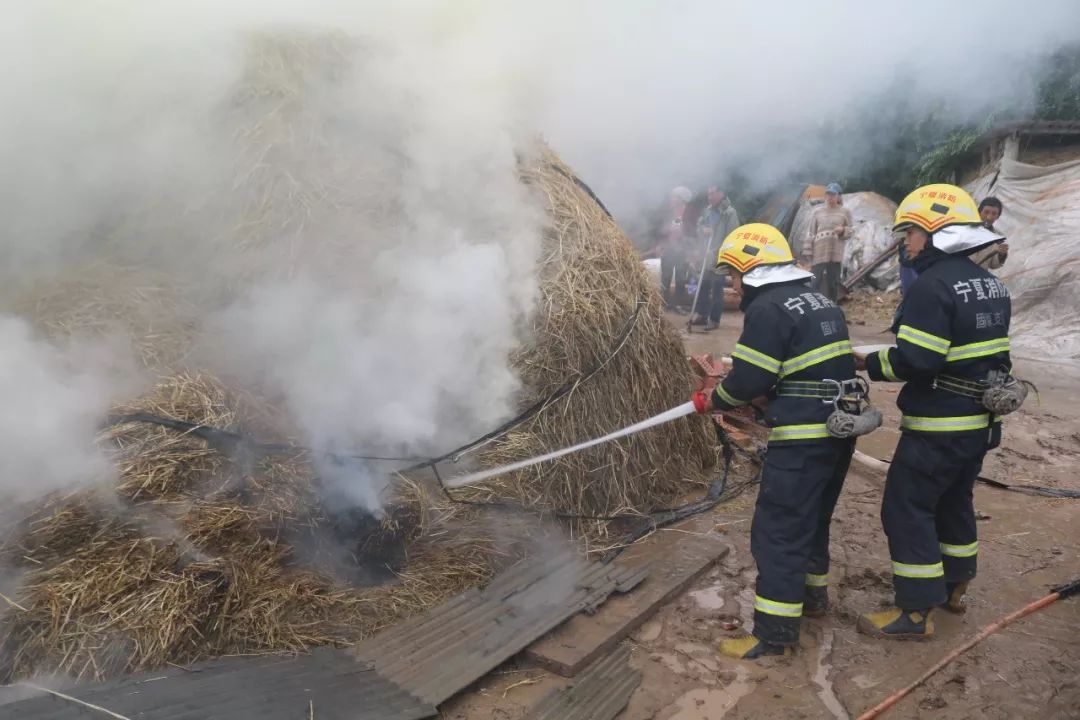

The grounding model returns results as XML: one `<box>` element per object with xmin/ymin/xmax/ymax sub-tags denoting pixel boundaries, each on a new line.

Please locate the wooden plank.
<box><xmin>524</xmin><ymin>645</ymin><xmax>641</xmax><ymax>720</ymax></box>
<box><xmin>524</xmin><ymin>520</ymin><xmax>729</xmax><ymax>677</ymax></box>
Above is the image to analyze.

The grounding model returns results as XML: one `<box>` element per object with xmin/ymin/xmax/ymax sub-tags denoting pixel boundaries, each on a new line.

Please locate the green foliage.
<box><xmin>913</xmin><ymin>117</ymin><xmax>995</xmax><ymax>185</ymax></box>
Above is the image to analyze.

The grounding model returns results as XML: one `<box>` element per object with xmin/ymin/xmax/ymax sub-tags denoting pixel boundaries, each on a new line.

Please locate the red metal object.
<box><xmin>688</xmin><ymin>354</ymin><xmax>766</xmax><ymax>449</ymax></box>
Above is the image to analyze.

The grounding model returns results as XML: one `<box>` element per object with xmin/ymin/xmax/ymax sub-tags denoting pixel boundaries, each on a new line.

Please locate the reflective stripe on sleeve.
<box><xmin>714</xmin><ymin>383</ymin><xmax>745</xmax><ymax>407</ymax></box>
<box><xmin>945</xmin><ymin>337</ymin><xmax>1010</xmax><ymax>362</ymax></box>
<box><xmin>897</xmin><ymin>324</ymin><xmax>950</xmax><ymax>355</ymax></box>
<box><xmin>779</xmin><ymin>340</ymin><xmax>853</xmax><ymax>377</ymax></box>
<box><xmin>732</xmin><ymin>343</ymin><xmax>782</xmax><ymax>374</ymax></box>
<box><xmin>878</xmin><ymin>348</ymin><xmax>899</xmax><ymax>381</ymax></box>
<box><xmin>806</xmin><ymin>573</ymin><xmax>829</xmax><ymax>588</ymax></box>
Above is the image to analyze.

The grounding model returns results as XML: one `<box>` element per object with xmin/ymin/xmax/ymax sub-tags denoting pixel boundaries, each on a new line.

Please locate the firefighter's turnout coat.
<box><xmin>865</xmin><ymin>250</ymin><xmax>1011</xmax><ymax>609</ymax></box>
<box><xmin>711</xmin><ymin>279</ymin><xmax>857</xmax><ymax>645</ymax></box>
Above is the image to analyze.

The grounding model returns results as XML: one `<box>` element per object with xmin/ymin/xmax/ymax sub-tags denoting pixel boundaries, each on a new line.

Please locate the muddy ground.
<box><xmin>442</xmin><ymin>298</ymin><xmax>1080</xmax><ymax>720</ymax></box>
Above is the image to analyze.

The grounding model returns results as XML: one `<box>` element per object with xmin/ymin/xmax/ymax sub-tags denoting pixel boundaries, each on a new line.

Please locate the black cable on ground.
<box><xmin>105</xmin><ymin>412</ymin><xmax>427</xmax><ymax>463</ymax></box>
<box><xmin>974</xmin><ymin>474</ymin><xmax>1080</xmax><ymax>499</ymax></box>
<box><xmin>599</xmin><ymin>420</ymin><xmax>757</xmax><ymax>563</ymax></box>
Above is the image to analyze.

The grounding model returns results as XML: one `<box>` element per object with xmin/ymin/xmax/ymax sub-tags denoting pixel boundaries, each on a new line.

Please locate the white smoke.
<box><xmin>1</xmin><ymin>0</ymin><xmax>1078</xmax><ymax>508</ymax></box>
<box><xmin>0</xmin><ymin>317</ymin><xmax>139</xmax><ymax>504</ymax></box>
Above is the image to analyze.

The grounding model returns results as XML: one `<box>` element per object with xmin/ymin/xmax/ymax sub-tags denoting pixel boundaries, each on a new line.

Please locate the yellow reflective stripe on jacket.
<box><xmin>901</xmin><ymin>414</ymin><xmax>990</xmax><ymax>432</ymax></box>
<box><xmin>878</xmin><ymin>348</ymin><xmax>899</xmax><ymax>381</ymax></box>
<box><xmin>806</xmin><ymin>573</ymin><xmax>828</xmax><ymax>588</ymax></box>
<box><xmin>754</xmin><ymin>595</ymin><xmax>803</xmax><ymax>618</ymax></box>
<box><xmin>714</xmin><ymin>383</ymin><xmax>745</xmax><ymax>407</ymax></box>
<box><xmin>940</xmin><ymin>541</ymin><xmax>978</xmax><ymax>558</ymax></box>
<box><xmin>892</xmin><ymin>561</ymin><xmax>944</xmax><ymax>579</ymax></box>
<box><xmin>778</xmin><ymin>340</ymin><xmax>852</xmax><ymax>377</ymax></box>
<box><xmin>897</xmin><ymin>324</ymin><xmax>950</xmax><ymax>355</ymax></box>
<box><xmin>732</xmin><ymin>343</ymin><xmax>782</xmax><ymax>374</ymax></box>
<box><xmin>945</xmin><ymin>337</ymin><xmax>1010</xmax><ymax>362</ymax></box>
<box><xmin>768</xmin><ymin>423</ymin><xmax>831</xmax><ymax>442</ymax></box>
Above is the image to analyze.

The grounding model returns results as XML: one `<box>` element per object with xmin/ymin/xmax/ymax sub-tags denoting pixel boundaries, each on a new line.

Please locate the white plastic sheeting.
<box><xmin>789</xmin><ymin>192</ymin><xmax>900</xmax><ymax>291</ymax></box>
<box><xmin>967</xmin><ymin>157</ymin><xmax>1080</xmax><ymax>360</ymax></box>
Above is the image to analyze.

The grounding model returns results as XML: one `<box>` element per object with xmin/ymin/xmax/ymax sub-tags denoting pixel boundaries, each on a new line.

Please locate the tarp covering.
<box><xmin>967</xmin><ymin>157</ymin><xmax>1080</xmax><ymax>360</ymax></box>
<box><xmin>789</xmin><ymin>192</ymin><xmax>899</xmax><ymax>291</ymax></box>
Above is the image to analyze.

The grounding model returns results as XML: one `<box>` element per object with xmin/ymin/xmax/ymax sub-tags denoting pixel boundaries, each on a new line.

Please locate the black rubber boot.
<box><xmin>804</xmin><ymin>586</ymin><xmax>829</xmax><ymax>618</ymax></box>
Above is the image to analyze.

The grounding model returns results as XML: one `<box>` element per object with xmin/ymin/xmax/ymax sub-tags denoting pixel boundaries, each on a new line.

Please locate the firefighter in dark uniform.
<box><xmin>856</xmin><ymin>184</ymin><xmax>1012</xmax><ymax>638</ymax></box>
<box><xmin>694</xmin><ymin>223</ymin><xmax>874</xmax><ymax>659</ymax></box>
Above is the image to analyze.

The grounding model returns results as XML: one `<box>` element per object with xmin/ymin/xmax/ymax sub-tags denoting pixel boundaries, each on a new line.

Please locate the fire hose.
<box><xmin>852</xmin><ymin>450</ymin><xmax>1080</xmax><ymax>499</ymax></box>
<box><xmin>857</xmin><ymin>576</ymin><xmax>1080</xmax><ymax>720</ymax></box>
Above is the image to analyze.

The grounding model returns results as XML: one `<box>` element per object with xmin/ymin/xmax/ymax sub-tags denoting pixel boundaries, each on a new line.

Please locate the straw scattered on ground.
<box><xmin>9</xmin><ymin>262</ymin><xmax>198</xmax><ymax>371</ymax></box>
<box><xmin>0</xmin><ymin>372</ymin><xmax>514</xmax><ymax>683</ymax></box>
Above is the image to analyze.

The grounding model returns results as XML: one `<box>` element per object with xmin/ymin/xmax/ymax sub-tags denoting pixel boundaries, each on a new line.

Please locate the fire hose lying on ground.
<box><xmin>857</xmin><ymin>575</ymin><xmax>1080</xmax><ymax>720</ymax></box>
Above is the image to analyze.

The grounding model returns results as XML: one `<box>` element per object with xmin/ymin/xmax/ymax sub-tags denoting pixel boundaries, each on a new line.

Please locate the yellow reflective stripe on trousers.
<box><xmin>768</xmin><ymin>423</ymin><xmax>831</xmax><ymax>442</ymax></box>
<box><xmin>897</xmin><ymin>324</ymin><xmax>950</xmax><ymax>355</ymax></box>
<box><xmin>892</xmin><ymin>561</ymin><xmax>944</xmax><ymax>579</ymax></box>
<box><xmin>945</xmin><ymin>337</ymin><xmax>1010</xmax><ymax>362</ymax></box>
<box><xmin>940</xmin><ymin>541</ymin><xmax>978</xmax><ymax>558</ymax></box>
<box><xmin>732</xmin><ymin>343</ymin><xmax>782</xmax><ymax>374</ymax></box>
<box><xmin>714</xmin><ymin>383</ymin><xmax>745</xmax><ymax>407</ymax></box>
<box><xmin>778</xmin><ymin>340</ymin><xmax>853</xmax><ymax>377</ymax></box>
<box><xmin>878</xmin><ymin>348</ymin><xmax>899</xmax><ymax>381</ymax></box>
<box><xmin>754</xmin><ymin>595</ymin><xmax>803</xmax><ymax>618</ymax></box>
<box><xmin>901</xmin><ymin>414</ymin><xmax>990</xmax><ymax>432</ymax></box>
<box><xmin>806</xmin><ymin>573</ymin><xmax>828</xmax><ymax>588</ymax></box>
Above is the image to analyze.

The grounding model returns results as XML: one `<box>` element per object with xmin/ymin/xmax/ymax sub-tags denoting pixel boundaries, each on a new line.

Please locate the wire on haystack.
<box><xmin>103</xmin><ymin>294</ymin><xmax>647</xmax><ymax>470</ymax></box>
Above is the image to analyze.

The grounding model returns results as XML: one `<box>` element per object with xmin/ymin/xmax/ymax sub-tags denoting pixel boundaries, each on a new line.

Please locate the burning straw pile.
<box><xmin>467</xmin><ymin>148</ymin><xmax>716</xmax><ymax>521</ymax></box>
<box><xmin>0</xmin><ymin>373</ymin><xmax>509</xmax><ymax>682</ymax></box>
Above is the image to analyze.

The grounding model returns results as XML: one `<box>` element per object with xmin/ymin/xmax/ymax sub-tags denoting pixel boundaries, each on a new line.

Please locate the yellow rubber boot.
<box><xmin>718</xmin><ymin>635</ymin><xmax>792</xmax><ymax>660</ymax></box>
<box><xmin>857</xmin><ymin>608</ymin><xmax>934</xmax><ymax>640</ymax></box>
<box><xmin>943</xmin><ymin>582</ymin><xmax>970</xmax><ymax>614</ymax></box>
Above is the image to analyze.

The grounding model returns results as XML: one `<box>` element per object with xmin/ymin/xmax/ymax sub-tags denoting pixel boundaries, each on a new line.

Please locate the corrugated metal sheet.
<box><xmin>525</xmin><ymin>645</ymin><xmax>640</xmax><ymax>720</ymax></box>
<box><xmin>352</xmin><ymin>551</ymin><xmax>645</xmax><ymax>706</ymax></box>
<box><xmin>0</xmin><ymin>648</ymin><xmax>435</xmax><ymax>720</ymax></box>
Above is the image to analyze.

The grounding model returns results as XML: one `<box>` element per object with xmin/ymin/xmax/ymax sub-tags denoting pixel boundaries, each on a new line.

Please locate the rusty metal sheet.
<box><xmin>352</xmin><ymin>549</ymin><xmax>645</xmax><ymax>706</ymax></box>
<box><xmin>524</xmin><ymin>645</ymin><xmax>641</xmax><ymax>720</ymax></box>
<box><xmin>0</xmin><ymin>648</ymin><xmax>435</xmax><ymax>720</ymax></box>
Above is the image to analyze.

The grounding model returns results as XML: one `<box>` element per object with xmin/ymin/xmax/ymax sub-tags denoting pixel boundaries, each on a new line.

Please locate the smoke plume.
<box><xmin>2</xmin><ymin>0</ymin><xmax>1078</xmax><ymax>508</ymax></box>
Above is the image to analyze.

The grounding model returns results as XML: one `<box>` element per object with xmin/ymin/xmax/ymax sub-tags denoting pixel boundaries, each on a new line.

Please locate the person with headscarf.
<box><xmin>802</xmin><ymin>182</ymin><xmax>853</xmax><ymax>302</ymax></box>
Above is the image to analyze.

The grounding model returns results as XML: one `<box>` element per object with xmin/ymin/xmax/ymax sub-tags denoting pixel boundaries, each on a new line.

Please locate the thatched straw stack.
<box><xmin>8</xmin><ymin>263</ymin><xmax>197</xmax><ymax>371</ymax></box>
<box><xmin>467</xmin><ymin>148</ymin><xmax>716</xmax><ymax>521</ymax></box>
<box><xmin>0</xmin><ymin>373</ymin><xmax>510</xmax><ymax>682</ymax></box>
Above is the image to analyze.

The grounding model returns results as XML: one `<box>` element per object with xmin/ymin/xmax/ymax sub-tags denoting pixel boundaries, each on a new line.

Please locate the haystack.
<box><xmin>468</xmin><ymin>148</ymin><xmax>716</xmax><ymax>520</ymax></box>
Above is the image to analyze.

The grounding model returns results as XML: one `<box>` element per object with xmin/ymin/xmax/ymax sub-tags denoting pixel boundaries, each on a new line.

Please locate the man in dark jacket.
<box><xmin>695</xmin><ymin>223</ymin><xmax>863</xmax><ymax>659</ymax></box>
<box><xmin>856</xmin><ymin>184</ymin><xmax>1011</xmax><ymax>639</ymax></box>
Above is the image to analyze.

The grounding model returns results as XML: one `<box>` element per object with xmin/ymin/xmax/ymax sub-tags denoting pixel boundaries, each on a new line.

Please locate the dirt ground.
<box><xmin>441</xmin><ymin>297</ymin><xmax>1080</xmax><ymax>720</ymax></box>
